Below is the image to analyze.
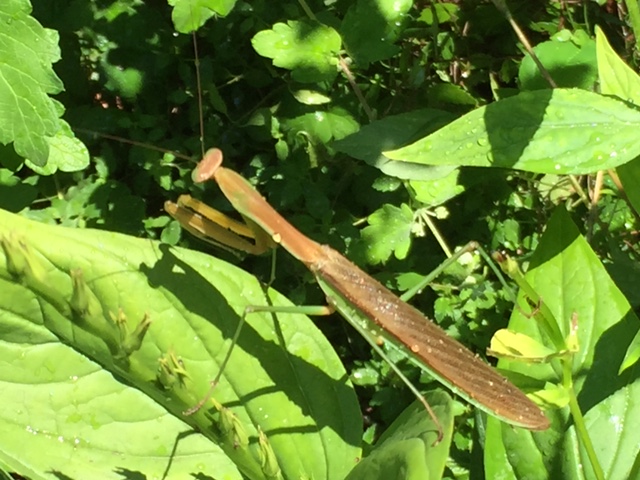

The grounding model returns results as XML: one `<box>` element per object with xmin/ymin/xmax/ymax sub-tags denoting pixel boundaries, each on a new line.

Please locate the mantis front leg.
<box><xmin>165</xmin><ymin>194</ymin><xmax>276</xmax><ymax>256</ymax></box>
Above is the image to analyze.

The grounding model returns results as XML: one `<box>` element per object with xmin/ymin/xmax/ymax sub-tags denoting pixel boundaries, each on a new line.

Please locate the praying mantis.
<box><xmin>165</xmin><ymin>147</ymin><xmax>550</xmax><ymax>433</ymax></box>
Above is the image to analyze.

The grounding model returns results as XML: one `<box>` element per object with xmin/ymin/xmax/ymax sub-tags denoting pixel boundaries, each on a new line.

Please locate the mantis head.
<box><xmin>193</xmin><ymin>148</ymin><xmax>224</xmax><ymax>184</ymax></box>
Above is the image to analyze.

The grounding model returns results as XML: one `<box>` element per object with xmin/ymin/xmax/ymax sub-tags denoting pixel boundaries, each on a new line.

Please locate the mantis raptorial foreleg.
<box><xmin>166</xmin><ymin>194</ymin><xmax>276</xmax><ymax>256</ymax></box>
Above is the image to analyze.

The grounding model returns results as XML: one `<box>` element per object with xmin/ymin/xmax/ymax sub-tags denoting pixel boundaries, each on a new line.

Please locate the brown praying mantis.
<box><xmin>164</xmin><ymin>147</ymin><xmax>550</xmax><ymax>434</ymax></box>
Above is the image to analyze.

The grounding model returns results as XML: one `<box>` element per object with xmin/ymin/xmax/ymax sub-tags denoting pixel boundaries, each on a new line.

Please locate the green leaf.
<box><xmin>620</xmin><ymin>329</ymin><xmax>640</xmax><ymax>374</ymax></box>
<box><xmin>409</xmin><ymin>168</ymin><xmax>465</xmax><ymax>207</ymax></box>
<box><xmin>595</xmin><ymin>26</ymin><xmax>640</xmax><ymax>105</ymax></box>
<box><xmin>351</xmin><ymin>366</ymin><xmax>380</xmax><ymax>386</ymax></box>
<box><xmin>252</xmin><ymin>20</ymin><xmax>341</xmax><ymax>83</ymax></box>
<box><xmin>346</xmin><ymin>393</ymin><xmax>453</xmax><ymax>480</ymax></box>
<box><xmin>519</xmin><ymin>30</ymin><xmax>597</xmax><ymax>90</ymax></box>
<box><xmin>361</xmin><ymin>204</ymin><xmax>414</xmax><ymax>264</ymax></box>
<box><xmin>489</xmin><ymin>217</ymin><xmax>520</xmax><ymax>251</ymax></box>
<box><xmin>25</xmin><ymin>120</ymin><xmax>89</xmax><ymax>174</ymax></box>
<box><xmin>485</xmin><ymin>208</ymin><xmax>640</xmax><ymax>480</ymax></box>
<box><xmin>0</xmin><ymin>167</ymin><xmax>38</xmax><ymax>212</ymax></box>
<box><xmin>0</xmin><ymin>209</ymin><xmax>362</xmax><ymax>480</ymax></box>
<box><xmin>332</xmin><ymin>109</ymin><xmax>456</xmax><ymax>180</ymax></box>
<box><xmin>0</xmin><ymin>337</ymin><xmax>241</xmax><ymax>479</ymax></box>
<box><xmin>418</xmin><ymin>3</ymin><xmax>459</xmax><ymax>25</ymax></box>
<box><xmin>426</xmin><ymin>83</ymin><xmax>479</xmax><ymax>108</ymax></box>
<box><xmin>489</xmin><ymin>330</ymin><xmax>559</xmax><ymax>361</ymax></box>
<box><xmin>536</xmin><ymin>174</ymin><xmax>576</xmax><ymax>204</ymax></box>
<box><xmin>168</xmin><ymin>0</ymin><xmax>238</xmax><ymax>33</ymax></box>
<box><xmin>341</xmin><ymin>0</ymin><xmax>412</xmax><ymax>65</ymax></box>
<box><xmin>0</xmin><ymin>1</ymin><xmax>67</xmax><ymax>166</ymax></box>
<box><xmin>615</xmin><ymin>157</ymin><xmax>640</xmax><ymax>219</ymax></box>
<box><xmin>292</xmin><ymin>89</ymin><xmax>332</xmax><ymax>106</ymax></box>
<box><xmin>385</xmin><ymin>89</ymin><xmax>640</xmax><ymax>174</ymax></box>
<box><xmin>161</xmin><ymin>218</ymin><xmax>183</xmax><ymax>245</ymax></box>
<box><xmin>282</xmin><ymin>107</ymin><xmax>359</xmax><ymax>144</ymax></box>
<box><xmin>101</xmin><ymin>61</ymin><xmax>144</xmax><ymax>100</ymax></box>
<box><xmin>595</xmin><ymin>26</ymin><xmax>640</xmax><ymax>220</ymax></box>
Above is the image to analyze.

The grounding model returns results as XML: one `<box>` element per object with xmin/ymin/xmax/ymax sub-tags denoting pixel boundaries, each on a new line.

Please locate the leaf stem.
<box><xmin>565</xmin><ymin>375</ymin><xmax>604</xmax><ymax>480</ymax></box>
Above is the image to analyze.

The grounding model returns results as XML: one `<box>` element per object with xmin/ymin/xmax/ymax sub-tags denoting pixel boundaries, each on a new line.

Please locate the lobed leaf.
<box><xmin>341</xmin><ymin>0</ymin><xmax>412</xmax><ymax>65</ymax></box>
<box><xmin>360</xmin><ymin>203</ymin><xmax>414</xmax><ymax>264</ymax></box>
<box><xmin>168</xmin><ymin>0</ymin><xmax>237</xmax><ymax>33</ymax></box>
<box><xmin>252</xmin><ymin>20</ymin><xmax>341</xmax><ymax>83</ymax></box>
<box><xmin>0</xmin><ymin>1</ymin><xmax>65</xmax><ymax>167</ymax></box>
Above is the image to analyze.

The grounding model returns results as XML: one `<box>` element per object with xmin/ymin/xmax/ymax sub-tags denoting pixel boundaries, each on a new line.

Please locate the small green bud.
<box><xmin>258</xmin><ymin>428</ymin><xmax>281</xmax><ymax>479</ymax></box>
<box><xmin>122</xmin><ymin>313</ymin><xmax>151</xmax><ymax>355</ymax></box>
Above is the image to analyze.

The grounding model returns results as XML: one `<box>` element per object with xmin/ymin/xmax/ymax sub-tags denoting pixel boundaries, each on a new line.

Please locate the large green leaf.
<box><xmin>0</xmin><ymin>0</ymin><xmax>87</xmax><ymax>170</ymax></box>
<box><xmin>595</xmin><ymin>27</ymin><xmax>640</xmax><ymax>374</ymax></box>
<box><xmin>595</xmin><ymin>25</ymin><xmax>640</xmax><ymax>223</ymax></box>
<box><xmin>519</xmin><ymin>30</ymin><xmax>597</xmax><ymax>91</ymax></box>
<box><xmin>485</xmin><ymin>208</ymin><xmax>640</xmax><ymax>480</ymax></box>
<box><xmin>332</xmin><ymin>109</ymin><xmax>456</xmax><ymax>180</ymax></box>
<box><xmin>0</xmin><ymin>209</ymin><xmax>362</xmax><ymax>480</ymax></box>
<box><xmin>346</xmin><ymin>392</ymin><xmax>453</xmax><ymax>480</ymax></box>
<box><xmin>0</xmin><ymin>332</ymin><xmax>239</xmax><ymax>479</ymax></box>
<box><xmin>385</xmin><ymin>89</ymin><xmax>640</xmax><ymax>175</ymax></box>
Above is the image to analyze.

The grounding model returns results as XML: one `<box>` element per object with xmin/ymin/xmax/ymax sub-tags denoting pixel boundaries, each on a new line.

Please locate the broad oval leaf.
<box><xmin>345</xmin><ymin>392</ymin><xmax>453</xmax><ymax>480</ymax></box>
<box><xmin>596</xmin><ymin>25</ymin><xmax>640</xmax><ymax>222</ymax></box>
<box><xmin>0</xmin><ymin>209</ymin><xmax>362</xmax><ymax>480</ymax></box>
<box><xmin>485</xmin><ymin>208</ymin><xmax>640</xmax><ymax>480</ymax></box>
<box><xmin>385</xmin><ymin>89</ymin><xmax>640</xmax><ymax>175</ymax></box>
<box><xmin>519</xmin><ymin>31</ymin><xmax>597</xmax><ymax>90</ymax></box>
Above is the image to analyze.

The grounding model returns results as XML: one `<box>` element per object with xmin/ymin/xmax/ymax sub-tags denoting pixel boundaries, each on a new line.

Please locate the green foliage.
<box><xmin>0</xmin><ymin>209</ymin><xmax>361</xmax><ymax>480</ymax></box>
<box><xmin>169</xmin><ymin>0</ymin><xmax>237</xmax><ymax>33</ymax></box>
<box><xmin>0</xmin><ymin>0</ymin><xmax>87</xmax><ymax>169</ymax></box>
<box><xmin>486</xmin><ymin>209</ymin><xmax>640</xmax><ymax>478</ymax></box>
<box><xmin>519</xmin><ymin>30</ymin><xmax>597</xmax><ymax>90</ymax></box>
<box><xmin>386</xmin><ymin>89</ymin><xmax>640</xmax><ymax>174</ymax></box>
<box><xmin>341</xmin><ymin>0</ymin><xmax>412</xmax><ymax>65</ymax></box>
<box><xmin>3</xmin><ymin>0</ymin><xmax>640</xmax><ymax>479</ymax></box>
<box><xmin>360</xmin><ymin>203</ymin><xmax>413</xmax><ymax>263</ymax></box>
<box><xmin>252</xmin><ymin>20</ymin><xmax>342</xmax><ymax>83</ymax></box>
<box><xmin>346</xmin><ymin>392</ymin><xmax>453</xmax><ymax>480</ymax></box>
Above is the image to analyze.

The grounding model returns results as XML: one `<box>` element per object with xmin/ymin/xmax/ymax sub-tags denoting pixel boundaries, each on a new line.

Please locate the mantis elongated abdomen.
<box><xmin>314</xmin><ymin>244</ymin><xmax>547</xmax><ymax>429</ymax></box>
